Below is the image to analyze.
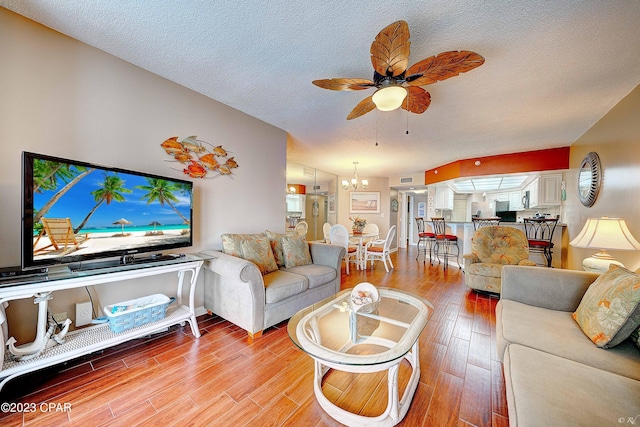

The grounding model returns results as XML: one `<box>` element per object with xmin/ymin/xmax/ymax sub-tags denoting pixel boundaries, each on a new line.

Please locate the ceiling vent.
<box><xmin>400</xmin><ymin>177</ymin><xmax>414</xmax><ymax>184</ymax></box>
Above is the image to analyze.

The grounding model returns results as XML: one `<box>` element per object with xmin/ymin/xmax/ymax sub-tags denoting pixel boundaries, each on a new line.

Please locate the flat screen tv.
<box><xmin>22</xmin><ymin>151</ymin><xmax>193</xmax><ymax>271</ymax></box>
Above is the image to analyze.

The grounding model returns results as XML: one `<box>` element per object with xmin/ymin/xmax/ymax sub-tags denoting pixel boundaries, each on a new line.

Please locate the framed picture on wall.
<box><xmin>350</xmin><ymin>192</ymin><xmax>381</xmax><ymax>214</ymax></box>
<box><xmin>418</xmin><ymin>202</ymin><xmax>426</xmax><ymax>217</ymax></box>
<box><xmin>328</xmin><ymin>193</ymin><xmax>335</xmax><ymax>214</ymax></box>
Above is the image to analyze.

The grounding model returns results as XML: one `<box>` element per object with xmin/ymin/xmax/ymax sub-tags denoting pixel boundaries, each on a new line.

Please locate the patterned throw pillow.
<box><xmin>573</xmin><ymin>265</ymin><xmax>640</xmax><ymax>348</ymax></box>
<box><xmin>221</xmin><ymin>233</ymin><xmax>263</xmax><ymax>257</ymax></box>
<box><xmin>240</xmin><ymin>237</ymin><xmax>278</xmax><ymax>275</ymax></box>
<box><xmin>281</xmin><ymin>235</ymin><xmax>312</xmax><ymax>268</ymax></box>
<box><xmin>630</xmin><ymin>327</ymin><xmax>640</xmax><ymax>350</ymax></box>
<box><xmin>265</xmin><ymin>230</ymin><xmax>287</xmax><ymax>267</ymax></box>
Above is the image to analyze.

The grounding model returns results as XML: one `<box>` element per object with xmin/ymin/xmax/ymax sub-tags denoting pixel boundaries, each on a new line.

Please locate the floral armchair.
<box><xmin>463</xmin><ymin>226</ymin><xmax>536</xmax><ymax>293</ymax></box>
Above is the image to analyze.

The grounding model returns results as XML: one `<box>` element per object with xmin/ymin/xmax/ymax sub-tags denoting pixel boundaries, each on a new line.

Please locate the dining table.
<box><xmin>349</xmin><ymin>231</ymin><xmax>379</xmax><ymax>269</ymax></box>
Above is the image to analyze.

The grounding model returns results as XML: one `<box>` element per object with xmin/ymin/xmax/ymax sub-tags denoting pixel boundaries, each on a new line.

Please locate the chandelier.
<box><xmin>342</xmin><ymin>162</ymin><xmax>368</xmax><ymax>190</ymax></box>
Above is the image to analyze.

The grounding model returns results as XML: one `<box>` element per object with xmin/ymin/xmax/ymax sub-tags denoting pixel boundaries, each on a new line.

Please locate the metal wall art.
<box><xmin>160</xmin><ymin>136</ymin><xmax>238</xmax><ymax>178</ymax></box>
<box><xmin>577</xmin><ymin>151</ymin><xmax>601</xmax><ymax>207</ymax></box>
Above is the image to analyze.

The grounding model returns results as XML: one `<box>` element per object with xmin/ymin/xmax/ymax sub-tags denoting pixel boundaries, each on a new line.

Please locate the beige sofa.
<box><xmin>201</xmin><ymin>235</ymin><xmax>344</xmax><ymax>340</ymax></box>
<box><xmin>496</xmin><ymin>266</ymin><xmax>640</xmax><ymax>426</ymax></box>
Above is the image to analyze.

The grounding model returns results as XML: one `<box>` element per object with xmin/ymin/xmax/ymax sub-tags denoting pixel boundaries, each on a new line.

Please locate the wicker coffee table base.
<box><xmin>312</xmin><ymin>339</ymin><xmax>420</xmax><ymax>427</ymax></box>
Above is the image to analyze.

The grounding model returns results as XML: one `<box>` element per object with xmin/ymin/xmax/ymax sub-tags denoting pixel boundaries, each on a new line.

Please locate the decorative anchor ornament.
<box><xmin>6</xmin><ymin>292</ymin><xmax>72</xmax><ymax>361</ymax></box>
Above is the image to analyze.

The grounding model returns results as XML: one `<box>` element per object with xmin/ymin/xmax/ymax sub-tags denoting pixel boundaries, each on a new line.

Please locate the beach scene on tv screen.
<box><xmin>31</xmin><ymin>158</ymin><xmax>192</xmax><ymax>261</ymax></box>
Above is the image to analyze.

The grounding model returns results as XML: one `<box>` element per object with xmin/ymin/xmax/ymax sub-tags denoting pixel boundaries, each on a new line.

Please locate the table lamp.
<box><xmin>570</xmin><ymin>217</ymin><xmax>640</xmax><ymax>272</ymax></box>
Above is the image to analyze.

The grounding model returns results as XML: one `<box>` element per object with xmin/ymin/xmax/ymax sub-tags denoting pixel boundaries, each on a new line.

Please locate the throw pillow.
<box><xmin>221</xmin><ymin>233</ymin><xmax>263</xmax><ymax>257</ymax></box>
<box><xmin>265</xmin><ymin>230</ymin><xmax>287</xmax><ymax>267</ymax></box>
<box><xmin>573</xmin><ymin>264</ymin><xmax>640</xmax><ymax>348</ymax></box>
<box><xmin>281</xmin><ymin>235</ymin><xmax>312</xmax><ymax>268</ymax></box>
<box><xmin>240</xmin><ymin>237</ymin><xmax>278</xmax><ymax>275</ymax></box>
<box><xmin>630</xmin><ymin>326</ymin><xmax>640</xmax><ymax>350</ymax></box>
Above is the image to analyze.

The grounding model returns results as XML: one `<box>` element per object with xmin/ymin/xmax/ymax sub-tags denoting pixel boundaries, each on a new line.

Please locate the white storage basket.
<box><xmin>104</xmin><ymin>294</ymin><xmax>175</xmax><ymax>333</ymax></box>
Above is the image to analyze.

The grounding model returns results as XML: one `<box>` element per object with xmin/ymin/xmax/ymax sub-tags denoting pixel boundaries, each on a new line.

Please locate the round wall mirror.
<box><xmin>577</xmin><ymin>152</ymin><xmax>601</xmax><ymax>207</ymax></box>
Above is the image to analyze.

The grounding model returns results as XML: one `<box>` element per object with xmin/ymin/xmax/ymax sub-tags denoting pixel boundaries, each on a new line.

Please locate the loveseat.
<box><xmin>496</xmin><ymin>265</ymin><xmax>640</xmax><ymax>426</ymax></box>
<box><xmin>201</xmin><ymin>231</ymin><xmax>345</xmax><ymax>340</ymax></box>
<box><xmin>463</xmin><ymin>226</ymin><xmax>536</xmax><ymax>293</ymax></box>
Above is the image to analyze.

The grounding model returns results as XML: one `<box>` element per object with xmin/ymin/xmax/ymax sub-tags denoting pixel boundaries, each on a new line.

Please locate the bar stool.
<box><xmin>431</xmin><ymin>217</ymin><xmax>461</xmax><ymax>269</ymax></box>
<box><xmin>471</xmin><ymin>217</ymin><xmax>501</xmax><ymax>230</ymax></box>
<box><xmin>523</xmin><ymin>217</ymin><xmax>559</xmax><ymax>267</ymax></box>
<box><xmin>415</xmin><ymin>217</ymin><xmax>435</xmax><ymax>263</ymax></box>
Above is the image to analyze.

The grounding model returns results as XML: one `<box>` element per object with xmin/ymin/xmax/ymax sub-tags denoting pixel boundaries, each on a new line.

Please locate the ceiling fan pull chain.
<box><xmin>406</xmin><ymin>107</ymin><xmax>410</xmax><ymax>135</ymax></box>
<box><xmin>375</xmin><ymin>113</ymin><xmax>379</xmax><ymax>146</ymax></box>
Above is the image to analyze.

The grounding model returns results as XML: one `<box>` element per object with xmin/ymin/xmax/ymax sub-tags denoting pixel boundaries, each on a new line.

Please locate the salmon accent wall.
<box><xmin>425</xmin><ymin>147</ymin><xmax>570</xmax><ymax>184</ymax></box>
<box><xmin>287</xmin><ymin>184</ymin><xmax>306</xmax><ymax>194</ymax></box>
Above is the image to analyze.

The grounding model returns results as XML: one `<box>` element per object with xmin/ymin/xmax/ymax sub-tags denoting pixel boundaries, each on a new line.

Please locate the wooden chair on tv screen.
<box><xmin>33</xmin><ymin>218</ymin><xmax>90</xmax><ymax>255</ymax></box>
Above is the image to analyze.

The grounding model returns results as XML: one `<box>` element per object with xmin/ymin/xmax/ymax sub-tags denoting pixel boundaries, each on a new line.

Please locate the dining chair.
<box><xmin>415</xmin><ymin>217</ymin><xmax>436</xmax><ymax>263</ymax></box>
<box><xmin>329</xmin><ymin>224</ymin><xmax>359</xmax><ymax>274</ymax></box>
<box><xmin>359</xmin><ymin>223</ymin><xmax>380</xmax><ymax>247</ymax></box>
<box><xmin>523</xmin><ymin>217</ymin><xmax>559</xmax><ymax>267</ymax></box>
<box><xmin>322</xmin><ymin>222</ymin><xmax>332</xmax><ymax>243</ymax></box>
<box><xmin>431</xmin><ymin>217</ymin><xmax>461</xmax><ymax>269</ymax></box>
<box><xmin>363</xmin><ymin>225</ymin><xmax>396</xmax><ymax>272</ymax></box>
<box><xmin>295</xmin><ymin>221</ymin><xmax>308</xmax><ymax>238</ymax></box>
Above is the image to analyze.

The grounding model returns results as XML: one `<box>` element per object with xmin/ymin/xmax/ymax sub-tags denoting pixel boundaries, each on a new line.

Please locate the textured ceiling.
<box><xmin>2</xmin><ymin>0</ymin><xmax>639</xmax><ymax>182</ymax></box>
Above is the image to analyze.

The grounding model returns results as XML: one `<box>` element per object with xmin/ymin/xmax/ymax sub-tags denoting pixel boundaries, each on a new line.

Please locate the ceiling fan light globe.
<box><xmin>372</xmin><ymin>86</ymin><xmax>407</xmax><ymax>111</ymax></box>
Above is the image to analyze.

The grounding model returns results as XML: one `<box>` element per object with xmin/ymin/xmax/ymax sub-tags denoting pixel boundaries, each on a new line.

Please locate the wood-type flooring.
<box><xmin>0</xmin><ymin>247</ymin><xmax>508</xmax><ymax>426</ymax></box>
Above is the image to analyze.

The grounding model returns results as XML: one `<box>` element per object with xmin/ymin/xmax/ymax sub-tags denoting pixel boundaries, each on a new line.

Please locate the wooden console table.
<box><xmin>0</xmin><ymin>253</ymin><xmax>210</xmax><ymax>392</ymax></box>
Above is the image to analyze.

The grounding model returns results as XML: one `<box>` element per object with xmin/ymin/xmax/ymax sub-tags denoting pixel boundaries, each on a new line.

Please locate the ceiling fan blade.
<box><xmin>347</xmin><ymin>96</ymin><xmax>376</xmax><ymax>120</ymax></box>
<box><xmin>402</xmin><ymin>86</ymin><xmax>431</xmax><ymax>114</ymax></box>
<box><xmin>406</xmin><ymin>51</ymin><xmax>485</xmax><ymax>86</ymax></box>
<box><xmin>312</xmin><ymin>78</ymin><xmax>375</xmax><ymax>91</ymax></box>
<box><xmin>370</xmin><ymin>20</ymin><xmax>410</xmax><ymax>77</ymax></box>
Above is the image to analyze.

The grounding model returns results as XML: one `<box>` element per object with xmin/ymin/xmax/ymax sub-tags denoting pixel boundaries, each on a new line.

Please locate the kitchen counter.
<box><xmin>432</xmin><ymin>221</ymin><xmax>566</xmax><ymax>268</ymax></box>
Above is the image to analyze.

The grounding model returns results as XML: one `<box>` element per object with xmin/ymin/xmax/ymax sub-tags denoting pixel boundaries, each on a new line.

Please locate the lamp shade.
<box><xmin>570</xmin><ymin>217</ymin><xmax>640</xmax><ymax>272</ymax></box>
<box><xmin>372</xmin><ymin>86</ymin><xmax>407</xmax><ymax>111</ymax></box>
<box><xmin>570</xmin><ymin>217</ymin><xmax>640</xmax><ymax>251</ymax></box>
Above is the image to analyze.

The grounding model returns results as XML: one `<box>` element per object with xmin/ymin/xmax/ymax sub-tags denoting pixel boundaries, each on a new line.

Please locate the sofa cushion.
<box><xmin>497</xmin><ymin>299</ymin><xmax>640</xmax><ymax>380</ymax></box>
<box><xmin>467</xmin><ymin>262</ymin><xmax>502</xmax><ymax>278</ymax></box>
<box><xmin>263</xmin><ymin>270</ymin><xmax>308</xmax><ymax>304</ymax></box>
<box><xmin>221</xmin><ymin>233</ymin><xmax>264</xmax><ymax>257</ymax></box>
<box><xmin>265</xmin><ymin>230</ymin><xmax>286</xmax><ymax>267</ymax></box>
<box><xmin>240</xmin><ymin>238</ymin><xmax>278</xmax><ymax>275</ymax></box>
<box><xmin>282</xmin><ymin>235</ymin><xmax>312</xmax><ymax>268</ymax></box>
<box><xmin>283</xmin><ymin>264</ymin><xmax>337</xmax><ymax>289</ymax></box>
<box><xmin>573</xmin><ymin>264</ymin><xmax>640</xmax><ymax>348</ymax></box>
<box><xmin>503</xmin><ymin>343</ymin><xmax>640</xmax><ymax>427</ymax></box>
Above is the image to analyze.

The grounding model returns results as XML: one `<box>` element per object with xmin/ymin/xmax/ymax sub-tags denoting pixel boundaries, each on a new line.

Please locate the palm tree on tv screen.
<box><xmin>74</xmin><ymin>173</ymin><xmax>132</xmax><ymax>233</ymax></box>
<box><xmin>33</xmin><ymin>159</ymin><xmax>94</xmax><ymax>224</ymax></box>
<box><xmin>136</xmin><ymin>178</ymin><xmax>191</xmax><ymax>225</ymax></box>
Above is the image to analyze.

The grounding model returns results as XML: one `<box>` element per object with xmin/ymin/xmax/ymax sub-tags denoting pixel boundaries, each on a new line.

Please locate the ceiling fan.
<box><xmin>312</xmin><ymin>20</ymin><xmax>485</xmax><ymax>120</ymax></box>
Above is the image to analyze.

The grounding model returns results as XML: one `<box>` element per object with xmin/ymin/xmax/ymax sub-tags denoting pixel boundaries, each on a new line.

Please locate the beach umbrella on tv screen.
<box><xmin>149</xmin><ymin>221</ymin><xmax>161</xmax><ymax>231</ymax></box>
<box><xmin>113</xmin><ymin>218</ymin><xmax>132</xmax><ymax>234</ymax></box>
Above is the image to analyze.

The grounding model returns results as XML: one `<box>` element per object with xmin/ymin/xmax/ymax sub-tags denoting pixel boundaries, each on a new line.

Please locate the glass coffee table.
<box><xmin>288</xmin><ymin>287</ymin><xmax>433</xmax><ymax>426</ymax></box>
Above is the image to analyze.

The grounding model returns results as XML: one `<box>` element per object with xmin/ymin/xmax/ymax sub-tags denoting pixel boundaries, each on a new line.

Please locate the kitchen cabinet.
<box><xmin>539</xmin><ymin>174</ymin><xmax>562</xmax><ymax>206</ymax></box>
<box><xmin>435</xmin><ymin>187</ymin><xmax>454</xmax><ymax>210</ymax></box>
<box><xmin>526</xmin><ymin>174</ymin><xmax>562</xmax><ymax>208</ymax></box>
<box><xmin>493</xmin><ymin>192</ymin><xmax>509</xmax><ymax>202</ymax></box>
<box><xmin>286</xmin><ymin>194</ymin><xmax>306</xmax><ymax>213</ymax></box>
<box><xmin>509</xmin><ymin>191</ymin><xmax>523</xmax><ymax>210</ymax></box>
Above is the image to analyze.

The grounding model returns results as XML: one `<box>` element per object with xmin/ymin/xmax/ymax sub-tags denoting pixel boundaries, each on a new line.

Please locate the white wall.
<box><xmin>0</xmin><ymin>9</ymin><xmax>287</xmax><ymax>341</ymax></box>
